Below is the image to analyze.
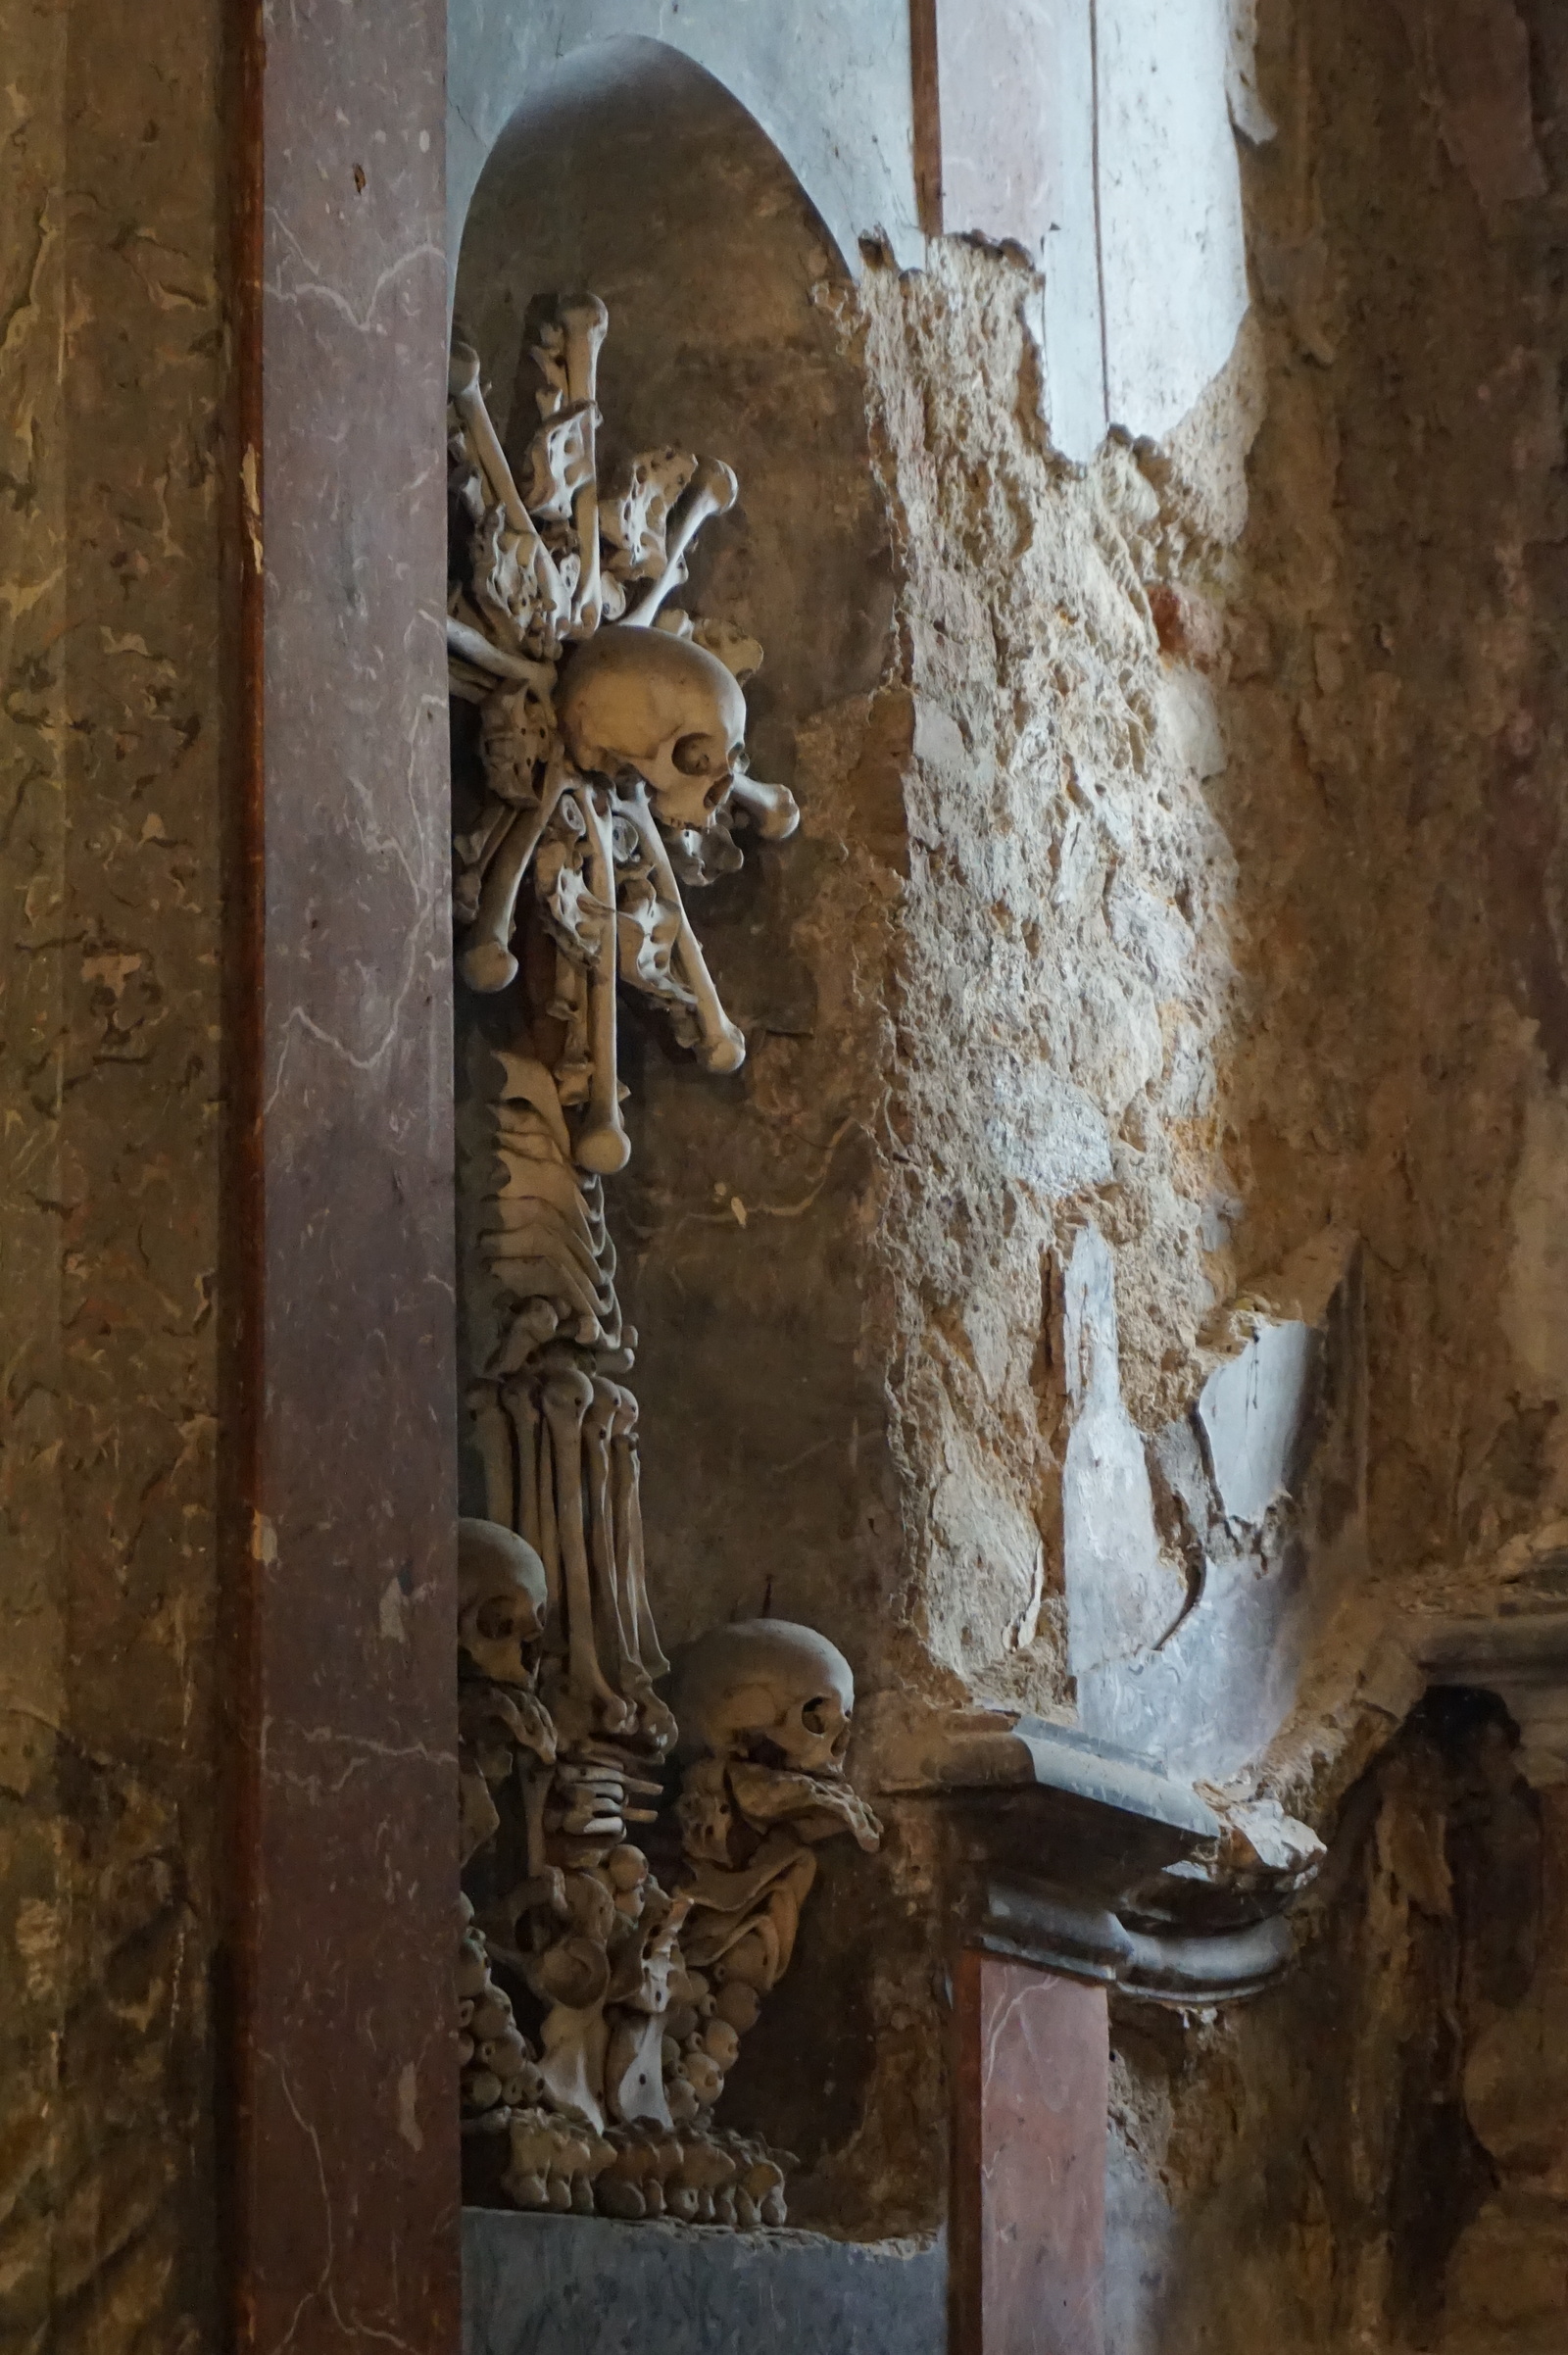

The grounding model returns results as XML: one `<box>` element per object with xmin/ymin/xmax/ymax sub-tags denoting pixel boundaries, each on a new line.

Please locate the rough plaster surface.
<box><xmin>1106</xmin><ymin>1697</ymin><xmax>1568</xmax><ymax>2354</ymax></box>
<box><xmin>1</xmin><ymin>2</ymin><xmax>224</xmax><ymax>2345</ymax></box>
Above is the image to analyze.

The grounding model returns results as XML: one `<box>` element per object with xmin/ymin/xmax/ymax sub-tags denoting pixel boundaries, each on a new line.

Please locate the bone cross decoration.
<box><xmin>446</xmin><ymin>309</ymin><xmax>799</xmax><ymax>1146</ymax></box>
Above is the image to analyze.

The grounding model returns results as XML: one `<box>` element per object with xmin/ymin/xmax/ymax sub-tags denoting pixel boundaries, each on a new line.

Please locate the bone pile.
<box><xmin>448</xmin><ymin>301</ymin><xmax>878</xmax><ymax>2227</ymax></box>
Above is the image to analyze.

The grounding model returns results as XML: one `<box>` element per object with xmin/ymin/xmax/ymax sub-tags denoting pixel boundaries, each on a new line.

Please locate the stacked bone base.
<box><xmin>458</xmin><ymin>1905</ymin><xmax>790</xmax><ymax>2226</ymax></box>
<box><xmin>456</xmin><ymin>1525</ymin><xmax>881</xmax><ymax>2227</ymax></box>
<box><xmin>460</xmin><ymin>1898</ymin><xmax>790</xmax><ymax>2226</ymax></box>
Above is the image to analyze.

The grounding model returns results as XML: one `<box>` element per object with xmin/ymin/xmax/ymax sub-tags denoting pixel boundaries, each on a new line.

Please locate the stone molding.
<box><xmin>872</xmin><ymin>1711</ymin><xmax>1320</xmax><ymax>2005</ymax></box>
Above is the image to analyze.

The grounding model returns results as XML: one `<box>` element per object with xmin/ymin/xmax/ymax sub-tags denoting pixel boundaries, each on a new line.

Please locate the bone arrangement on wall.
<box><xmin>447</xmin><ymin>298</ymin><xmax>880</xmax><ymax>2226</ymax></box>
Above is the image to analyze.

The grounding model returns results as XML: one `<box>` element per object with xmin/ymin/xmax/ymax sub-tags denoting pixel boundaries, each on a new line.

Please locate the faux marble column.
<box><xmin>953</xmin><ymin>1952</ymin><xmax>1107</xmax><ymax>2355</ymax></box>
<box><xmin>230</xmin><ymin>0</ymin><xmax>459</xmax><ymax>2346</ymax></box>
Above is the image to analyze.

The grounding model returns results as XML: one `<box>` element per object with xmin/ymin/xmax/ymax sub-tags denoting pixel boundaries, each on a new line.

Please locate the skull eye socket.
<box><xmin>671</xmin><ymin>732</ymin><xmax>720</xmax><ymax>776</ymax></box>
<box><xmin>800</xmin><ymin>1695</ymin><xmax>838</xmax><ymax>1736</ymax></box>
<box><xmin>476</xmin><ymin>1596</ymin><xmax>525</xmax><ymax>1640</ymax></box>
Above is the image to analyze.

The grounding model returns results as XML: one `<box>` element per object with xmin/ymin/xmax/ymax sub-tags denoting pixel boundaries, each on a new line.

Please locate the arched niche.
<box><xmin>450</xmin><ymin>39</ymin><xmax>899</xmax><ymax>1684</ymax></box>
<box><xmin>449</xmin><ymin>50</ymin><xmax>903</xmax><ymax>2222</ymax></box>
<box><xmin>454</xmin><ymin>36</ymin><xmax>888</xmax><ymax>786</ymax></box>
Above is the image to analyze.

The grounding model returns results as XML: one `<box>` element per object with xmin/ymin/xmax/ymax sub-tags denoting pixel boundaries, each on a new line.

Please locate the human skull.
<box><xmin>458</xmin><ymin>1517</ymin><xmax>548</xmax><ymax>1684</ymax></box>
<box><xmin>557</xmin><ymin>624</ymin><xmax>747</xmax><ymax>832</ymax></box>
<box><xmin>668</xmin><ymin>1620</ymin><xmax>856</xmax><ymax>1775</ymax></box>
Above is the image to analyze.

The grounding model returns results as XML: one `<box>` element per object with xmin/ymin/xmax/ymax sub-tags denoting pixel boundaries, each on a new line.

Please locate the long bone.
<box><xmin>542</xmin><ymin>1365</ymin><xmax>629</xmax><ymax>1727</ymax></box>
<box><xmin>560</xmin><ymin>297</ymin><xmax>609</xmax><ymax>636</ymax></box>
<box><xmin>573</xmin><ymin>784</ymin><xmax>632</xmax><ymax>1175</ymax></box>
<box><xmin>460</xmin><ymin>750</ymin><xmax>570</xmax><ymax>996</ymax></box>
<box><xmin>584</xmin><ymin>1378</ymin><xmax>637</xmax><ymax>1705</ymax></box>
<box><xmin>615</xmin><ymin>785</ymin><xmax>746</xmax><ymax>1072</ymax></box>
<box><xmin>609</xmin><ymin>1385</ymin><xmax>669</xmax><ymax>1685</ymax></box>
<box><xmin>445</xmin><ymin>614</ymin><xmax>556</xmax><ymax>693</ymax></box>
<box><xmin>448</xmin><ymin>345</ymin><xmax>566</xmax><ymax>617</ymax></box>
<box><xmin>624</xmin><ymin>459</ymin><xmax>738</xmax><ymax>627</ymax></box>
<box><xmin>503</xmin><ymin>1380</ymin><xmax>544</xmax><ymax>1559</ymax></box>
<box><xmin>535</xmin><ymin>1412</ymin><xmax>563</xmax><ymax>1648</ymax></box>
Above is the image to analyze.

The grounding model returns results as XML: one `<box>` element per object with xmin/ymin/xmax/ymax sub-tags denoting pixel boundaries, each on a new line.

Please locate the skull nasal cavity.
<box><xmin>672</xmin><ymin>732</ymin><xmax>719</xmax><ymax>776</ymax></box>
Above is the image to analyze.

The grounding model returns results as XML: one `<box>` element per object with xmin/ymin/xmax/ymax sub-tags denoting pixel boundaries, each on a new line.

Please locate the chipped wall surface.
<box><xmin>439</xmin><ymin>0</ymin><xmax>1568</xmax><ymax>2290</ymax></box>
<box><xmin>1</xmin><ymin>2</ymin><xmax>225</xmax><ymax>2345</ymax></box>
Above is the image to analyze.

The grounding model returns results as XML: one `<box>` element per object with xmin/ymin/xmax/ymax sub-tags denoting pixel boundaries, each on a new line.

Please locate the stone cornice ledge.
<box><xmin>861</xmin><ymin>1707</ymin><xmax>1322</xmax><ymax>2006</ymax></box>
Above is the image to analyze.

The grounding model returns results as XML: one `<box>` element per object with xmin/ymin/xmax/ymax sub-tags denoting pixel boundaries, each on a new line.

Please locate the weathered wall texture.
<box><xmin>1092</xmin><ymin>0</ymin><xmax>1568</xmax><ymax>2339</ymax></box>
<box><xmin>1223</xmin><ymin>0</ymin><xmax>1568</xmax><ymax>1649</ymax></box>
<box><xmin>442</xmin><ymin>0</ymin><xmax>1568</xmax><ymax>2298</ymax></box>
<box><xmin>1108</xmin><ymin>1693</ymin><xmax>1567</xmax><ymax>2355</ymax></box>
<box><xmin>1</xmin><ymin>3</ymin><xmax>226</xmax><ymax>2345</ymax></box>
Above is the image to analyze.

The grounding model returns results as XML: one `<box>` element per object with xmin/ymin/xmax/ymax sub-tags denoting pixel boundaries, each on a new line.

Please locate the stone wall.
<box><xmin>1</xmin><ymin>2</ymin><xmax>228</xmax><ymax>2344</ymax></box>
<box><xmin>494</xmin><ymin>0</ymin><xmax>1568</xmax><ymax>2295</ymax></box>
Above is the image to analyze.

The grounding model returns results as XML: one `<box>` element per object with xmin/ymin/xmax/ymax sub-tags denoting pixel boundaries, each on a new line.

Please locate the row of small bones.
<box><xmin>448</xmin><ymin>300</ymin><xmax>878</xmax><ymax>2209</ymax></box>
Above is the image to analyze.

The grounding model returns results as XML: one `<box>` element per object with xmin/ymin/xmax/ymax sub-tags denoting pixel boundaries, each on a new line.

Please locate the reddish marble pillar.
<box><xmin>953</xmin><ymin>1951</ymin><xmax>1107</xmax><ymax>2355</ymax></box>
<box><xmin>229</xmin><ymin>0</ymin><xmax>459</xmax><ymax>2347</ymax></box>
